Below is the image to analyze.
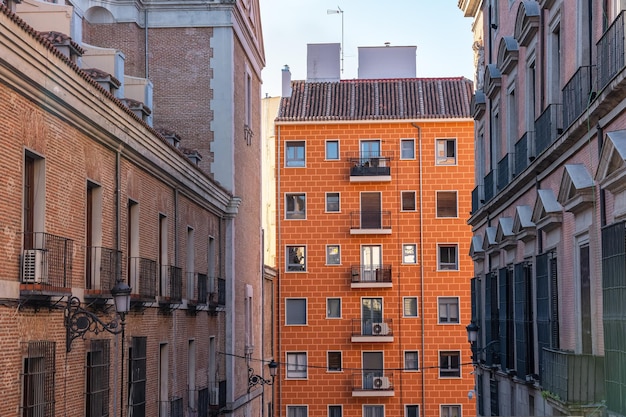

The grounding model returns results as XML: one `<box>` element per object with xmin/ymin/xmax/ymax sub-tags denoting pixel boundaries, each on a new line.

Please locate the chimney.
<box><xmin>281</xmin><ymin>65</ymin><xmax>292</xmax><ymax>97</ymax></box>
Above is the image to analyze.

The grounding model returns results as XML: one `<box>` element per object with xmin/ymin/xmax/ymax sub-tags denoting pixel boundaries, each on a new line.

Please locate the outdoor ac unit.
<box><xmin>22</xmin><ymin>249</ymin><xmax>48</xmax><ymax>283</ymax></box>
<box><xmin>372</xmin><ymin>322</ymin><xmax>390</xmax><ymax>335</ymax></box>
<box><xmin>372</xmin><ymin>376</ymin><xmax>390</xmax><ymax>390</ymax></box>
<box><xmin>209</xmin><ymin>388</ymin><xmax>219</xmax><ymax>406</ymax></box>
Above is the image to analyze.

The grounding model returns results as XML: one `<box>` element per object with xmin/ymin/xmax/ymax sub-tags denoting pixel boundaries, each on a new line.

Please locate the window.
<box><xmin>436</xmin><ymin>138</ymin><xmax>456</xmax><ymax>165</ymax></box>
<box><xmin>86</xmin><ymin>340</ymin><xmax>110</xmax><ymax>417</ymax></box>
<box><xmin>403</xmin><ymin>297</ymin><xmax>418</xmax><ymax>317</ymax></box>
<box><xmin>326</xmin><ymin>192</ymin><xmax>340</xmax><ymax>212</ymax></box>
<box><xmin>436</xmin><ymin>191</ymin><xmax>458</xmax><ymax>217</ymax></box>
<box><xmin>364</xmin><ymin>405</ymin><xmax>384</xmax><ymax>417</ymax></box>
<box><xmin>86</xmin><ymin>182</ymin><xmax>105</xmax><ymax>290</ymax></box>
<box><xmin>129</xmin><ymin>337</ymin><xmax>147</xmax><ymax>415</ymax></box>
<box><xmin>441</xmin><ymin>405</ymin><xmax>461</xmax><ymax>417</ymax></box>
<box><xmin>401</xmin><ymin>139</ymin><xmax>415</xmax><ymax>159</ymax></box>
<box><xmin>403</xmin><ymin>244</ymin><xmax>417</xmax><ymax>264</ymax></box>
<box><xmin>286</xmin><ymin>141</ymin><xmax>305</xmax><ymax>167</ymax></box>
<box><xmin>327</xmin><ymin>351</ymin><xmax>342</xmax><ymax>372</ymax></box>
<box><xmin>286</xmin><ymin>194</ymin><xmax>306</xmax><ymax>219</ymax></box>
<box><xmin>401</xmin><ymin>191</ymin><xmax>416</xmax><ymax>211</ymax></box>
<box><xmin>22</xmin><ymin>341</ymin><xmax>55</xmax><ymax>417</ymax></box>
<box><xmin>286</xmin><ymin>246</ymin><xmax>306</xmax><ymax>271</ymax></box>
<box><xmin>329</xmin><ymin>405</ymin><xmax>342</xmax><ymax>417</ymax></box>
<box><xmin>23</xmin><ymin>152</ymin><xmax>45</xmax><ymax>250</ymax></box>
<box><xmin>438</xmin><ymin>245</ymin><xmax>458</xmax><ymax>271</ymax></box>
<box><xmin>404</xmin><ymin>351</ymin><xmax>419</xmax><ymax>371</ymax></box>
<box><xmin>286</xmin><ymin>353</ymin><xmax>307</xmax><ymax>378</ymax></box>
<box><xmin>286</xmin><ymin>298</ymin><xmax>307</xmax><ymax>325</ymax></box>
<box><xmin>406</xmin><ymin>405</ymin><xmax>420</xmax><ymax>417</ymax></box>
<box><xmin>438</xmin><ymin>297</ymin><xmax>459</xmax><ymax>323</ymax></box>
<box><xmin>326</xmin><ymin>245</ymin><xmax>340</xmax><ymax>265</ymax></box>
<box><xmin>439</xmin><ymin>351</ymin><xmax>461</xmax><ymax>378</ymax></box>
<box><xmin>326</xmin><ymin>140</ymin><xmax>339</xmax><ymax>160</ymax></box>
<box><xmin>327</xmin><ymin>298</ymin><xmax>341</xmax><ymax>318</ymax></box>
<box><xmin>288</xmin><ymin>406</ymin><xmax>308</xmax><ymax>417</ymax></box>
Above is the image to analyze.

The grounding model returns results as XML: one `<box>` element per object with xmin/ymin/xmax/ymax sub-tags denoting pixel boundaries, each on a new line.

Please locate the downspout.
<box><xmin>276</xmin><ymin>124</ymin><xmax>282</xmax><ymax>417</ymax></box>
<box><xmin>412</xmin><ymin>123</ymin><xmax>425</xmax><ymax>415</ymax></box>
<box><xmin>144</xmin><ymin>8</ymin><xmax>149</xmax><ymax>79</ymax></box>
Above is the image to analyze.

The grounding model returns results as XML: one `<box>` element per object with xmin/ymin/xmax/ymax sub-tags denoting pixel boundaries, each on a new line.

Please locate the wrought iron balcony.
<box><xmin>535</xmin><ymin>103</ymin><xmax>563</xmax><ymax>156</ymax></box>
<box><xmin>497</xmin><ymin>153</ymin><xmax>510</xmax><ymax>191</ymax></box>
<box><xmin>541</xmin><ymin>348</ymin><xmax>604</xmax><ymax>404</ymax></box>
<box><xmin>471</xmin><ymin>186</ymin><xmax>481</xmax><ymax>214</ymax></box>
<box><xmin>21</xmin><ymin>232</ymin><xmax>73</xmax><ymax>295</ymax></box>
<box><xmin>128</xmin><ymin>257</ymin><xmax>157</xmax><ymax>302</ymax></box>
<box><xmin>351</xmin><ymin>318</ymin><xmax>394</xmax><ymax>341</ymax></box>
<box><xmin>350</xmin><ymin>211</ymin><xmax>392</xmax><ymax>234</ymax></box>
<box><xmin>562</xmin><ymin>65</ymin><xmax>597</xmax><ymax>130</ymax></box>
<box><xmin>159</xmin><ymin>265</ymin><xmax>182</xmax><ymax>310</ymax></box>
<box><xmin>597</xmin><ymin>10</ymin><xmax>626</xmax><ymax>91</ymax></box>
<box><xmin>349</xmin><ymin>153</ymin><xmax>392</xmax><ymax>181</ymax></box>
<box><xmin>351</xmin><ymin>372</ymin><xmax>395</xmax><ymax>397</ymax></box>
<box><xmin>484</xmin><ymin>170</ymin><xmax>495</xmax><ymax>203</ymax></box>
<box><xmin>350</xmin><ymin>265</ymin><xmax>392</xmax><ymax>288</ymax></box>
<box><xmin>86</xmin><ymin>246</ymin><xmax>122</xmax><ymax>295</ymax></box>
<box><xmin>514</xmin><ymin>131</ymin><xmax>534</xmax><ymax>175</ymax></box>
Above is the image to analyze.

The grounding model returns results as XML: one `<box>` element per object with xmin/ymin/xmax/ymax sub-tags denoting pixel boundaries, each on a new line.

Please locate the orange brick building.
<box><xmin>274</xmin><ymin>48</ymin><xmax>477</xmax><ymax>417</ymax></box>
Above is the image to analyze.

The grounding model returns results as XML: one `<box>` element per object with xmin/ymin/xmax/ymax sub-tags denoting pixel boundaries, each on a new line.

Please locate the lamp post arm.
<box><xmin>248</xmin><ymin>366</ymin><xmax>274</xmax><ymax>391</ymax></box>
<box><xmin>65</xmin><ymin>296</ymin><xmax>124</xmax><ymax>352</ymax></box>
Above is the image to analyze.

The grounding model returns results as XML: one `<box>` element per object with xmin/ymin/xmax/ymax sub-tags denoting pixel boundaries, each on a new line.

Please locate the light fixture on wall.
<box><xmin>248</xmin><ymin>359</ymin><xmax>278</xmax><ymax>391</ymax></box>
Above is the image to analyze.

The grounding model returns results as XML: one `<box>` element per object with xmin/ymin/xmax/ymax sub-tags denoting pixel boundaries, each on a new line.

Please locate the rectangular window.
<box><xmin>436</xmin><ymin>138</ymin><xmax>457</xmax><ymax>165</ymax></box>
<box><xmin>286</xmin><ymin>298</ymin><xmax>307</xmax><ymax>325</ymax></box>
<box><xmin>326</xmin><ymin>245</ymin><xmax>341</xmax><ymax>265</ymax></box>
<box><xmin>286</xmin><ymin>194</ymin><xmax>306</xmax><ymax>219</ymax></box>
<box><xmin>326</xmin><ymin>140</ymin><xmax>339</xmax><ymax>160</ymax></box>
<box><xmin>404</xmin><ymin>351</ymin><xmax>419</xmax><ymax>371</ymax></box>
<box><xmin>401</xmin><ymin>139</ymin><xmax>415</xmax><ymax>159</ymax></box>
<box><xmin>22</xmin><ymin>341</ymin><xmax>55</xmax><ymax>417</ymax></box>
<box><xmin>406</xmin><ymin>405</ymin><xmax>420</xmax><ymax>417</ymax></box>
<box><xmin>327</xmin><ymin>298</ymin><xmax>341</xmax><ymax>318</ymax></box>
<box><xmin>286</xmin><ymin>353</ymin><xmax>307</xmax><ymax>378</ymax></box>
<box><xmin>326</xmin><ymin>192</ymin><xmax>340</xmax><ymax>212</ymax></box>
<box><xmin>401</xmin><ymin>191</ymin><xmax>416</xmax><ymax>211</ymax></box>
<box><xmin>439</xmin><ymin>351</ymin><xmax>461</xmax><ymax>378</ymax></box>
<box><xmin>329</xmin><ymin>405</ymin><xmax>342</xmax><ymax>417</ymax></box>
<box><xmin>86</xmin><ymin>340</ymin><xmax>111</xmax><ymax>417</ymax></box>
<box><xmin>23</xmin><ymin>152</ymin><xmax>45</xmax><ymax>250</ymax></box>
<box><xmin>286</xmin><ymin>246</ymin><xmax>306</xmax><ymax>271</ymax></box>
<box><xmin>438</xmin><ymin>245</ymin><xmax>458</xmax><ymax>271</ymax></box>
<box><xmin>129</xmin><ymin>337</ymin><xmax>147</xmax><ymax>416</ymax></box>
<box><xmin>436</xmin><ymin>191</ymin><xmax>458</xmax><ymax>218</ymax></box>
<box><xmin>288</xmin><ymin>406</ymin><xmax>308</xmax><ymax>417</ymax></box>
<box><xmin>364</xmin><ymin>405</ymin><xmax>384</xmax><ymax>417</ymax></box>
<box><xmin>327</xmin><ymin>351</ymin><xmax>342</xmax><ymax>372</ymax></box>
<box><xmin>441</xmin><ymin>405</ymin><xmax>461</xmax><ymax>417</ymax></box>
<box><xmin>438</xmin><ymin>297</ymin><xmax>459</xmax><ymax>323</ymax></box>
<box><xmin>403</xmin><ymin>297</ymin><xmax>418</xmax><ymax>317</ymax></box>
<box><xmin>403</xmin><ymin>244</ymin><xmax>417</xmax><ymax>264</ymax></box>
<box><xmin>286</xmin><ymin>141</ymin><xmax>305</xmax><ymax>167</ymax></box>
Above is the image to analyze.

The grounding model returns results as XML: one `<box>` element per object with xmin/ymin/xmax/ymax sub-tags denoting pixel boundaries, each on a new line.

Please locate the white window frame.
<box><xmin>326</xmin><ymin>298</ymin><xmax>341</xmax><ymax>318</ymax></box>
<box><xmin>327</xmin><ymin>351</ymin><xmax>342</xmax><ymax>372</ymax></box>
<box><xmin>437</xmin><ymin>244</ymin><xmax>459</xmax><ymax>271</ymax></box>
<box><xmin>400</xmin><ymin>138</ymin><xmax>415</xmax><ymax>159</ymax></box>
<box><xmin>286</xmin><ymin>352</ymin><xmax>308</xmax><ymax>379</ymax></box>
<box><xmin>404</xmin><ymin>350</ymin><xmax>419</xmax><ymax>372</ymax></box>
<box><xmin>287</xmin><ymin>405</ymin><xmax>308</xmax><ymax>417</ymax></box>
<box><xmin>363</xmin><ymin>405</ymin><xmax>384</xmax><ymax>417</ymax></box>
<box><xmin>286</xmin><ymin>245</ymin><xmax>306</xmax><ymax>272</ymax></box>
<box><xmin>436</xmin><ymin>190</ymin><xmax>458</xmax><ymax>218</ymax></box>
<box><xmin>402</xmin><ymin>243</ymin><xmax>417</xmax><ymax>264</ymax></box>
<box><xmin>440</xmin><ymin>405</ymin><xmax>461</xmax><ymax>417</ymax></box>
<box><xmin>325</xmin><ymin>192</ymin><xmax>341</xmax><ymax>213</ymax></box>
<box><xmin>438</xmin><ymin>296</ymin><xmax>460</xmax><ymax>324</ymax></box>
<box><xmin>406</xmin><ymin>405</ymin><xmax>420</xmax><ymax>417</ymax></box>
<box><xmin>435</xmin><ymin>138</ymin><xmax>457</xmax><ymax>165</ymax></box>
<box><xmin>403</xmin><ymin>296</ymin><xmax>419</xmax><ymax>318</ymax></box>
<box><xmin>439</xmin><ymin>351</ymin><xmax>461</xmax><ymax>378</ymax></box>
<box><xmin>326</xmin><ymin>140</ymin><xmax>340</xmax><ymax>160</ymax></box>
<box><xmin>326</xmin><ymin>244</ymin><xmax>341</xmax><ymax>265</ymax></box>
<box><xmin>285</xmin><ymin>193</ymin><xmax>306</xmax><ymax>220</ymax></box>
<box><xmin>285</xmin><ymin>141</ymin><xmax>306</xmax><ymax>167</ymax></box>
<box><xmin>328</xmin><ymin>405</ymin><xmax>343</xmax><ymax>417</ymax></box>
<box><xmin>401</xmin><ymin>191</ymin><xmax>417</xmax><ymax>212</ymax></box>
<box><xmin>285</xmin><ymin>298</ymin><xmax>307</xmax><ymax>325</ymax></box>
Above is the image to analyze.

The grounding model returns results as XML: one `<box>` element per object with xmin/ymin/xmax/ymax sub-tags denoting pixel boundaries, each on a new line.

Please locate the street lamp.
<box><xmin>65</xmin><ymin>280</ymin><xmax>131</xmax><ymax>417</ymax></box>
<box><xmin>248</xmin><ymin>359</ymin><xmax>278</xmax><ymax>391</ymax></box>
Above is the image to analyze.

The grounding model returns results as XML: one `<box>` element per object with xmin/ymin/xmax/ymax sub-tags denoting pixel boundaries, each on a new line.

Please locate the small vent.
<box><xmin>22</xmin><ymin>249</ymin><xmax>48</xmax><ymax>283</ymax></box>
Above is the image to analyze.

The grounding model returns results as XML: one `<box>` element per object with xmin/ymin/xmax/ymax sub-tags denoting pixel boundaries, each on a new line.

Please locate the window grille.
<box><xmin>21</xmin><ymin>341</ymin><xmax>56</xmax><ymax>417</ymax></box>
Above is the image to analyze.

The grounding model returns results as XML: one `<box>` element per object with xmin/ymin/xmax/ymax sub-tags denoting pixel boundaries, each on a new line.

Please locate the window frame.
<box><xmin>438</xmin><ymin>296</ymin><xmax>460</xmax><ymax>324</ymax></box>
<box><xmin>402</xmin><ymin>243</ymin><xmax>418</xmax><ymax>264</ymax></box>
<box><xmin>436</xmin><ymin>190</ymin><xmax>458</xmax><ymax>218</ymax></box>
<box><xmin>401</xmin><ymin>191</ymin><xmax>417</xmax><ymax>212</ymax></box>
<box><xmin>440</xmin><ymin>405</ymin><xmax>461</xmax><ymax>417</ymax></box>
<box><xmin>286</xmin><ymin>245</ymin><xmax>307</xmax><ymax>272</ymax></box>
<box><xmin>406</xmin><ymin>405</ymin><xmax>420</xmax><ymax>417</ymax></box>
<box><xmin>285</xmin><ymin>141</ymin><xmax>306</xmax><ymax>167</ymax></box>
<box><xmin>285</xmin><ymin>298</ymin><xmax>307</xmax><ymax>325</ymax></box>
<box><xmin>286</xmin><ymin>352</ymin><xmax>308</xmax><ymax>379</ymax></box>
<box><xmin>435</xmin><ymin>138</ymin><xmax>457</xmax><ymax>165</ymax></box>
<box><xmin>400</xmin><ymin>138</ymin><xmax>415</xmax><ymax>159</ymax></box>
<box><xmin>287</xmin><ymin>405</ymin><xmax>308</xmax><ymax>417</ymax></box>
<box><xmin>326</xmin><ymin>298</ymin><xmax>342</xmax><ymax>319</ymax></box>
<box><xmin>325</xmin><ymin>140</ymin><xmax>340</xmax><ymax>160</ymax></box>
<box><xmin>327</xmin><ymin>351</ymin><xmax>342</xmax><ymax>372</ymax></box>
<box><xmin>285</xmin><ymin>193</ymin><xmax>307</xmax><ymax>220</ymax></box>
<box><xmin>325</xmin><ymin>192</ymin><xmax>341</xmax><ymax>213</ymax></box>
<box><xmin>439</xmin><ymin>351</ymin><xmax>461</xmax><ymax>378</ymax></box>
<box><xmin>403</xmin><ymin>296</ymin><xmax>419</xmax><ymax>318</ymax></box>
<box><xmin>437</xmin><ymin>244</ymin><xmax>459</xmax><ymax>271</ymax></box>
<box><xmin>326</xmin><ymin>244</ymin><xmax>341</xmax><ymax>265</ymax></box>
<box><xmin>329</xmin><ymin>405</ymin><xmax>343</xmax><ymax>417</ymax></box>
<box><xmin>404</xmin><ymin>350</ymin><xmax>419</xmax><ymax>372</ymax></box>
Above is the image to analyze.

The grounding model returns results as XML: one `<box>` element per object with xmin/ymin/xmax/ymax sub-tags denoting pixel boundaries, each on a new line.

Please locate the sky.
<box><xmin>259</xmin><ymin>0</ymin><xmax>476</xmax><ymax>97</ymax></box>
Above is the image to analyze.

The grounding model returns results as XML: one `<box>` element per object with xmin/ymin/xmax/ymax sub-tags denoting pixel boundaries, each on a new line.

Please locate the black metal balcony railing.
<box><xmin>471</xmin><ymin>186</ymin><xmax>481</xmax><ymax>213</ymax></box>
<box><xmin>349</xmin><ymin>153</ymin><xmax>392</xmax><ymax>177</ymax></box>
<box><xmin>166</xmin><ymin>265</ymin><xmax>182</xmax><ymax>303</ymax></box>
<box><xmin>496</xmin><ymin>154</ymin><xmax>510</xmax><ymax>191</ymax></box>
<box><xmin>484</xmin><ymin>170</ymin><xmax>495</xmax><ymax>203</ymax></box>
<box><xmin>514</xmin><ymin>132</ymin><xmax>531</xmax><ymax>175</ymax></box>
<box><xmin>128</xmin><ymin>257</ymin><xmax>157</xmax><ymax>299</ymax></box>
<box><xmin>541</xmin><ymin>348</ymin><xmax>605</xmax><ymax>404</ymax></box>
<box><xmin>198</xmin><ymin>387</ymin><xmax>209</xmax><ymax>417</ymax></box>
<box><xmin>217</xmin><ymin>277</ymin><xmax>226</xmax><ymax>306</ymax></box>
<box><xmin>160</xmin><ymin>397</ymin><xmax>183</xmax><ymax>417</ymax></box>
<box><xmin>597</xmin><ymin>10</ymin><xmax>625</xmax><ymax>91</ymax></box>
<box><xmin>86</xmin><ymin>246</ymin><xmax>122</xmax><ymax>292</ymax></box>
<box><xmin>351</xmin><ymin>318</ymin><xmax>393</xmax><ymax>337</ymax></box>
<box><xmin>350</xmin><ymin>265</ymin><xmax>392</xmax><ymax>284</ymax></box>
<box><xmin>186</xmin><ymin>272</ymin><xmax>197</xmax><ymax>302</ymax></box>
<box><xmin>22</xmin><ymin>232</ymin><xmax>73</xmax><ymax>288</ymax></box>
<box><xmin>197</xmin><ymin>273</ymin><xmax>208</xmax><ymax>305</ymax></box>
<box><xmin>562</xmin><ymin>65</ymin><xmax>597</xmax><ymax>130</ymax></box>
<box><xmin>350</xmin><ymin>211</ymin><xmax>392</xmax><ymax>231</ymax></box>
<box><xmin>351</xmin><ymin>372</ymin><xmax>394</xmax><ymax>392</ymax></box>
<box><xmin>535</xmin><ymin>103</ymin><xmax>563</xmax><ymax>156</ymax></box>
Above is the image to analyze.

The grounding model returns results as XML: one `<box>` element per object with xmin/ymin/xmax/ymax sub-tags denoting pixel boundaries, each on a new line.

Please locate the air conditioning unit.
<box><xmin>22</xmin><ymin>249</ymin><xmax>48</xmax><ymax>283</ymax></box>
<box><xmin>372</xmin><ymin>376</ymin><xmax>390</xmax><ymax>390</ymax></box>
<box><xmin>372</xmin><ymin>322</ymin><xmax>390</xmax><ymax>335</ymax></box>
<box><xmin>209</xmin><ymin>387</ymin><xmax>219</xmax><ymax>406</ymax></box>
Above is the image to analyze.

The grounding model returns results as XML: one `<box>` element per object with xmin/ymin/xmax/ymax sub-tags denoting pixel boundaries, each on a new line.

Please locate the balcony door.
<box><xmin>360</xmin><ymin>140</ymin><xmax>381</xmax><ymax>162</ymax></box>
<box><xmin>362</xmin><ymin>351</ymin><xmax>383</xmax><ymax>389</ymax></box>
<box><xmin>361</xmin><ymin>297</ymin><xmax>382</xmax><ymax>335</ymax></box>
<box><xmin>361</xmin><ymin>192</ymin><xmax>381</xmax><ymax>229</ymax></box>
<box><xmin>361</xmin><ymin>245</ymin><xmax>381</xmax><ymax>282</ymax></box>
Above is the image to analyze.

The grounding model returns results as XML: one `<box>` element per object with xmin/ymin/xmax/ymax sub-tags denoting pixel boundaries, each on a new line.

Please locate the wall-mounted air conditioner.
<box><xmin>22</xmin><ymin>249</ymin><xmax>48</xmax><ymax>283</ymax></box>
<box><xmin>372</xmin><ymin>322</ymin><xmax>390</xmax><ymax>335</ymax></box>
<box><xmin>209</xmin><ymin>387</ymin><xmax>219</xmax><ymax>406</ymax></box>
<box><xmin>372</xmin><ymin>376</ymin><xmax>390</xmax><ymax>390</ymax></box>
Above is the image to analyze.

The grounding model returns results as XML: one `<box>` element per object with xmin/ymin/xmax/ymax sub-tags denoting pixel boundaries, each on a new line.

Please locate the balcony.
<box><xmin>514</xmin><ymin>131</ymin><xmax>535</xmax><ymax>176</ymax></box>
<box><xmin>484</xmin><ymin>170</ymin><xmax>495</xmax><ymax>203</ymax></box>
<box><xmin>349</xmin><ymin>154</ymin><xmax>392</xmax><ymax>182</ymax></box>
<box><xmin>496</xmin><ymin>154</ymin><xmax>510</xmax><ymax>191</ymax></box>
<box><xmin>535</xmin><ymin>103</ymin><xmax>563</xmax><ymax>156</ymax></box>
<box><xmin>351</xmin><ymin>372</ymin><xmax>395</xmax><ymax>397</ymax></box>
<box><xmin>351</xmin><ymin>318</ymin><xmax>394</xmax><ymax>342</ymax></box>
<box><xmin>159</xmin><ymin>397</ymin><xmax>183</xmax><ymax>417</ymax></box>
<box><xmin>85</xmin><ymin>246</ymin><xmax>122</xmax><ymax>300</ymax></box>
<box><xmin>209</xmin><ymin>277</ymin><xmax>226</xmax><ymax>314</ymax></box>
<box><xmin>597</xmin><ymin>10</ymin><xmax>626</xmax><ymax>91</ymax></box>
<box><xmin>158</xmin><ymin>265</ymin><xmax>182</xmax><ymax>311</ymax></box>
<box><xmin>541</xmin><ymin>348</ymin><xmax>605</xmax><ymax>404</ymax></box>
<box><xmin>350</xmin><ymin>211</ymin><xmax>392</xmax><ymax>234</ymax></box>
<box><xmin>128</xmin><ymin>257</ymin><xmax>157</xmax><ymax>306</ymax></box>
<box><xmin>350</xmin><ymin>265</ymin><xmax>392</xmax><ymax>288</ymax></box>
<box><xmin>187</xmin><ymin>272</ymin><xmax>209</xmax><ymax>312</ymax></box>
<box><xmin>21</xmin><ymin>232</ymin><xmax>73</xmax><ymax>302</ymax></box>
<box><xmin>471</xmin><ymin>185</ymin><xmax>482</xmax><ymax>214</ymax></box>
<box><xmin>562</xmin><ymin>65</ymin><xmax>597</xmax><ymax>130</ymax></box>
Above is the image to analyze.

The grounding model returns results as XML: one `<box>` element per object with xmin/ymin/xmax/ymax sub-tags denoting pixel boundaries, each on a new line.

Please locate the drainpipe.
<box><xmin>144</xmin><ymin>8</ymin><xmax>149</xmax><ymax>79</ymax></box>
<box><xmin>276</xmin><ymin>124</ymin><xmax>282</xmax><ymax>417</ymax></box>
<box><xmin>411</xmin><ymin>123</ymin><xmax>425</xmax><ymax>415</ymax></box>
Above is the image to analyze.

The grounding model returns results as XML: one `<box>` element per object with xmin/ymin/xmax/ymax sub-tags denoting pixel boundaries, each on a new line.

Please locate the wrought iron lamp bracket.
<box><xmin>248</xmin><ymin>367</ymin><xmax>273</xmax><ymax>392</ymax></box>
<box><xmin>65</xmin><ymin>296</ymin><xmax>124</xmax><ymax>352</ymax></box>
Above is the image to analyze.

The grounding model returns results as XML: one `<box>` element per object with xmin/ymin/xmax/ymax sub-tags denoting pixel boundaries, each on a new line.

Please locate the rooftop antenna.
<box><xmin>326</xmin><ymin>6</ymin><xmax>344</xmax><ymax>73</ymax></box>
